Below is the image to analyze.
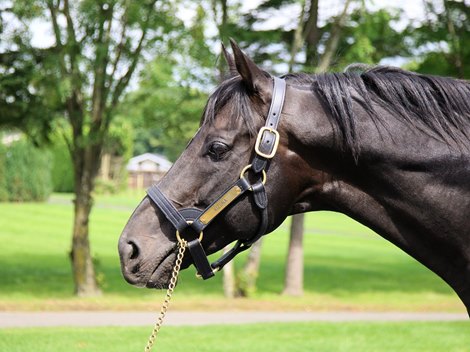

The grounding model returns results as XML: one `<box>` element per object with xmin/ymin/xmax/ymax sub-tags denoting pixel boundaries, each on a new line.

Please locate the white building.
<box><xmin>126</xmin><ymin>153</ymin><xmax>172</xmax><ymax>189</ymax></box>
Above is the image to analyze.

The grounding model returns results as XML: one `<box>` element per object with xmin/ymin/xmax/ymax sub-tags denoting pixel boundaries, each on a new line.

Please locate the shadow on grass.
<box><xmin>0</xmin><ymin>250</ymin><xmax>455</xmax><ymax>301</ymax></box>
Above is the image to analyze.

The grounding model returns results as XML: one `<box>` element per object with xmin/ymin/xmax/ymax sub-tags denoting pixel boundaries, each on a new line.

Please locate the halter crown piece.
<box><xmin>147</xmin><ymin>77</ymin><xmax>286</xmax><ymax>279</ymax></box>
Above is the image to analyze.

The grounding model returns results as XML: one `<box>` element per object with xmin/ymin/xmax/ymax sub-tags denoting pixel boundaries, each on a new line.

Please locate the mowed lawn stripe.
<box><xmin>0</xmin><ymin>322</ymin><xmax>469</xmax><ymax>352</ymax></box>
<box><xmin>0</xmin><ymin>193</ymin><xmax>465</xmax><ymax>311</ymax></box>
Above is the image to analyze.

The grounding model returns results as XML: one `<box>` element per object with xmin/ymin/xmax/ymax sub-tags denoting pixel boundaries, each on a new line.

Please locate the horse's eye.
<box><xmin>207</xmin><ymin>142</ymin><xmax>230</xmax><ymax>161</ymax></box>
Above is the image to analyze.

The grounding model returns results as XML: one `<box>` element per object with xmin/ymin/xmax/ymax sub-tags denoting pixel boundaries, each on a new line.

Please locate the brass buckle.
<box><xmin>255</xmin><ymin>127</ymin><xmax>280</xmax><ymax>159</ymax></box>
<box><xmin>240</xmin><ymin>164</ymin><xmax>266</xmax><ymax>185</ymax></box>
<box><xmin>175</xmin><ymin>221</ymin><xmax>203</xmax><ymax>244</ymax></box>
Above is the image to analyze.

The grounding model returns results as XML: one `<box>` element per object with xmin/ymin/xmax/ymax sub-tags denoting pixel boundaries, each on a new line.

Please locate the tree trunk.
<box><xmin>213</xmin><ymin>0</ymin><xmax>229</xmax><ymax>82</ymax></box>
<box><xmin>282</xmin><ymin>214</ymin><xmax>304</xmax><ymax>296</ymax></box>
<box><xmin>99</xmin><ymin>153</ymin><xmax>111</xmax><ymax>181</ymax></box>
<box><xmin>443</xmin><ymin>0</ymin><xmax>464</xmax><ymax>79</ymax></box>
<box><xmin>45</xmin><ymin>0</ymin><xmax>154</xmax><ymax>296</ymax></box>
<box><xmin>289</xmin><ymin>0</ymin><xmax>306</xmax><ymax>71</ymax></box>
<box><xmin>282</xmin><ymin>2</ymin><xmax>309</xmax><ymax>298</ymax></box>
<box><xmin>222</xmin><ymin>245</ymin><xmax>235</xmax><ymax>298</ymax></box>
<box><xmin>304</xmin><ymin>0</ymin><xmax>320</xmax><ymax>69</ymax></box>
<box><xmin>237</xmin><ymin>238</ymin><xmax>263</xmax><ymax>297</ymax></box>
<box><xmin>315</xmin><ymin>0</ymin><xmax>352</xmax><ymax>73</ymax></box>
<box><xmin>70</xmin><ymin>147</ymin><xmax>101</xmax><ymax>296</ymax></box>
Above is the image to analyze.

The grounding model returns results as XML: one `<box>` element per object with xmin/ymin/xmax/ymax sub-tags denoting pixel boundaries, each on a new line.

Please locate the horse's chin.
<box><xmin>145</xmin><ymin>252</ymin><xmax>178</xmax><ymax>289</ymax></box>
<box><xmin>145</xmin><ymin>247</ymin><xmax>214</xmax><ymax>288</ymax></box>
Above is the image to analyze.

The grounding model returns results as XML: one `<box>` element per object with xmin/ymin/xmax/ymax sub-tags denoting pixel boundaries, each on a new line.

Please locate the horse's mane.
<box><xmin>204</xmin><ymin>66</ymin><xmax>470</xmax><ymax>158</ymax></box>
<box><xmin>285</xmin><ymin>66</ymin><xmax>470</xmax><ymax>157</ymax></box>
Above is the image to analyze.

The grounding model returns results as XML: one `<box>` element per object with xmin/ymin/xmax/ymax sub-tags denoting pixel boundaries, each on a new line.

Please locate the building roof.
<box><xmin>126</xmin><ymin>153</ymin><xmax>173</xmax><ymax>173</ymax></box>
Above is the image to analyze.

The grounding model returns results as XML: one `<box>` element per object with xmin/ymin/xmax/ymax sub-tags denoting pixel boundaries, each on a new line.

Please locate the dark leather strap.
<box><xmin>265</xmin><ymin>77</ymin><xmax>286</xmax><ymax>130</ymax></box>
<box><xmin>147</xmin><ymin>186</ymin><xmax>189</xmax><ymax>233</ymax></box>
<box><xmin>191</xmin><ymin>177</ymin><xmax>252</xmax><ymax>233</ymax></box>
<box><xmin>247</xmin><ymin>181</ymin><xmax>268</xmax><ymax>245</ymax></box>
<box><xmin>187</xmin><ymin>239</ymin><xmax>215</xmax><ymax>279</ymax></box>
<box><xmin>148</xmin><ymin>178</ymin><xmax>251</xmax><ymax>235</ymax></box>
<box><xmin>252</xmin><ymin>181</ymin><xmax>267</xmax><ymax>209</ymax></box>
<box><xmin>252</xmin><ymin>77</ymin><xmax>286</xmax><ymax>173</ymax></box>
<box><xmin>146</xmin><ymin>76</ymin><xmax>287</xmax><ymax>279</ymax></box>
<box><xmin>212</xmin><ymin>181</ymin><xmax>268</xmax><ymax>271</ymax></box>
<box><xmin>210</xmin><ymin>241</ymin><xmax>251</xmax><ymax>271</ymax></box>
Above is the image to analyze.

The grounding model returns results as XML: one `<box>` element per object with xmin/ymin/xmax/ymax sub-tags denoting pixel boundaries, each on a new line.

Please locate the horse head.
<box><xmin>118</xmin><ymin>41</ymin><xmax>315</xmax><ymax>288</ymax></box>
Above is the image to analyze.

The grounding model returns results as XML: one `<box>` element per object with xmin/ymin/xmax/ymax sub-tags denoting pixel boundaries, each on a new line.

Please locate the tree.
<box><xmin>282</xmin><ymin>214</ymin><xmax>304</xmax><ymax>295</ymax></box>
<box><xmin>411</xmin><ymin>0</ymin><xmax>470</xmax><ymax>79</ymax></box>
<box><xmin>0</xmin><ymin>44</ymin><xmax>57</xmax><ymax>143</ymax></box>
<box><xmin>119</xmin><ymin>58</ymin><xmax>207</xmax><ymax>161</ymax></box>
<box><xmin>336</xmin><ymin>5</ymin><xmax>409</xmax><ymax>68</ymax></box>
<box><xmin>2</xmin><ymin>0</ymin><xmax>181</xmax><ymax>296</ymax></box>
<box><xmin>315</xmin><ymin>0</ymin><xmax>353</xmax><ymax>73</ymax></box>
<box><xmin>236</xmin><ymin>238</ymin><xmax>264</xmax><ymax>297</ymax></box>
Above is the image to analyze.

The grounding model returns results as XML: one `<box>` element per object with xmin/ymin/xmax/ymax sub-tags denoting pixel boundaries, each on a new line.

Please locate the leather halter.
<box><xmin>147</xmin><ymin>77</ymin><xmax>286</xmax><ymax>279</ymax></box>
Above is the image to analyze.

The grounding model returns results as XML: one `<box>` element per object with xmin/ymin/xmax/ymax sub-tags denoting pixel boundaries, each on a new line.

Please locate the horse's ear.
<box><xmin>221</xmin><ymin>43</ymin><xmax>238</xmax><ymax>77</ymax></box>
<box><xmin>229</xmin><ymin>39</ymin><xmax>271</xmax><ymax>97</ymax></box>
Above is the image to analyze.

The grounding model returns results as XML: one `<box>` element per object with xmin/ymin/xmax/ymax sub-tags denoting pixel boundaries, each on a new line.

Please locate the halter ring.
<box><xmin>195</xmin><ymin>266</ymin><xmax>219</xmax><ymax>280</ymax></box>
<box><xmin>175</xmin><ymin>221</ymin><xmax>203</xmax><ymax>244</ymax></box>
<box><xmin>240</xmin><ymin>164</ymin><xmax>267</xmax><ymax>185</ymax></box>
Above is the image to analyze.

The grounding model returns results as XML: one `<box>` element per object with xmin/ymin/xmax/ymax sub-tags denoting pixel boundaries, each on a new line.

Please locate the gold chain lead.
<box><xmin>144</xmin><ymin>239</ymin><xmax>187</xmax><ymax>352</ymax></box>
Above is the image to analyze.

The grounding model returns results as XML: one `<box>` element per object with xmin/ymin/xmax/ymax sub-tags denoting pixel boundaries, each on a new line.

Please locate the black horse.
<box><xmin>119</xmin><ymin>41</ymin><xmax>470</xmax><ymax>314</ymax></box>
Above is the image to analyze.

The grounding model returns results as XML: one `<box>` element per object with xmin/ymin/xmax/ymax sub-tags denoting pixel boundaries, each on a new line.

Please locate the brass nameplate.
<box><xmin>199</xmin><ymin>186</ymin><xmax>242</xmax><ymax>225</ymax></box>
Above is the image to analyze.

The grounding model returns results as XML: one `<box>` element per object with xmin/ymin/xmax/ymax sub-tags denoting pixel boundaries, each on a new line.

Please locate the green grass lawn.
<box><xmin>1</xmin><ymin>322</ymin><xmax>469</xmax><ymax>352</ymax></box>
<box><xmin>0</xmin><ymin>192</ymin><xmax>465</xmax><ymax>312</ymax></box>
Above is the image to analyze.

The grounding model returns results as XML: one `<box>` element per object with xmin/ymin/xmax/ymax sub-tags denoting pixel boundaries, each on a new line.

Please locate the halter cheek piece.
<box><xmin>147</xmin><ymin>77</ymin><xmax>286</xmax><ymax>280</ymax></box>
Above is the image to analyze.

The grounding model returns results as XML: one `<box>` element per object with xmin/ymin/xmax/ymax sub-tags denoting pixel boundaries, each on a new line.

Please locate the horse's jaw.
<box><xmin>118</xmin><ymin>197</ymin><xmax>185</xmax><ymax>289</ymax></box>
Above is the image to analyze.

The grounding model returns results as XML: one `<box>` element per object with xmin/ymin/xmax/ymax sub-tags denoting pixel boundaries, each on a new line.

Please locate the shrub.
<box><xmin>1</xmin><ymin>140</ymin><xmax>52</xmax><ymax>201</ymax></box>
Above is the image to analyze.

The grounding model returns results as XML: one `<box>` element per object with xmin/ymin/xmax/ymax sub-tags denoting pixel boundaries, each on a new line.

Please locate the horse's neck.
<box><xmin>323</xmin><ymin>145</ymin><xmax>470</xmax><ymax>312</ymax></box>
<box><xmin>285</xmin><ymin>91</ymin><xmax>470</xmax><ymax>310</ymax></box>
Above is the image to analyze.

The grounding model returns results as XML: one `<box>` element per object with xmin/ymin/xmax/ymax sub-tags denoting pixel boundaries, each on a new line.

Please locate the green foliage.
<box><xmin>410</xmin><ymin>1</ymin><xmax>470</xmax><ymax>79</ymax></box>
<box><xmin>337</xmin><ymin>8</ymin><xmax>410</xmax><ymax>69</ymax></box>
<box><xmin>1</xmin><ymin>0</ymin><xmax>183</xmax><ymax>167</ymax></box>
<box><xmin>120</xmin><ymin>59</ymin><xmax>206</xmax><ymax>161</ymax></box>
<box><xmin>104</xmin><ymin>118</ymin><xmax>134</xmax><ymax>160</ymax></box>
<box><xmin>0</xmin><ymin>49</ymin><xmax>58</xmax><ymax>143</ymax></box>
<box><xmin>235</xmin><ymin>1</ymin><xmax>409</xmax><ymax>74</ymax></box>
<box><xmin>50</xmin><ymin>138</ymin><xmax>74</xmax><ymax>193</ymax></box>
<box><xmin>94</xmin><ymin>179</ymin><xmax>120</xmax><ymax>195</ymax></box>
<box><xmin>0</xmin><ymin>139</ymin><xmax>52</xmax><ymax>201</ymax></box>
<box><xmin>99</xmin><ymin>117</ymin><xmax>134</xmax><ymax>192</ymax></box>
<box><xmin>1</xmin><ymin>0</ymin><xmax>184</xmax><ymax>295</ymax></box>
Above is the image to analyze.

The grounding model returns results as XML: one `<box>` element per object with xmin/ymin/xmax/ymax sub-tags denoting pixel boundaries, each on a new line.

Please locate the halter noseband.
<box><xmin>147</xmin><ymin>77</ymin><xmax>286</xmax><ymax>279</ymax></box>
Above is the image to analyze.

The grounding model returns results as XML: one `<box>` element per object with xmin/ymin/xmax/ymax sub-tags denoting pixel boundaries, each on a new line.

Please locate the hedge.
<box><xmin>0</xmin><ymin>140</ymin><xmax>52</xmax><ymax>202</ymax></box>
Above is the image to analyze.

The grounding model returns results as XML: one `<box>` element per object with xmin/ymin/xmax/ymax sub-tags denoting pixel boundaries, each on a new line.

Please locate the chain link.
<box><xmin>144</xmin><ymin>239</ymin><xmax>187</xmax><ymax>352</ymax></box>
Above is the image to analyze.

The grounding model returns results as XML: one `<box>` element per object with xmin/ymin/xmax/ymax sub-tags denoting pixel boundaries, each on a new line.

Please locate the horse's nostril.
<box><xmin>131</xmin><ymin>263</ymin><xmax>140</xmax><ymax>274</ymax></box>
<box><xmin>128</xmin><ymin>241</ymin><xmax>140</xmax><ymax>260</ymax></box>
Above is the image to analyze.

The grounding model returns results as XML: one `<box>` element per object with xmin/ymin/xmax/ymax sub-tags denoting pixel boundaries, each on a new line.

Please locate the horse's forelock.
<box><xmin>201</xmin><ymin>77</ymin><xmax>260</xmax><ymax>136</ymax></box>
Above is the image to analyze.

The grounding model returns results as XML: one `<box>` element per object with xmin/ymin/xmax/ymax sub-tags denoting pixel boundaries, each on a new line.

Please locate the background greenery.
<box><xmin>0</xmin><ymin>192</ymin><xmax>464</xmax><ymax>312</ymax></box>
<box><xmin>1</xmin><ymin>322</ymin><xmax>469</xmax><ymax>352</ymax></box>
<box><xmin>0</xmin><ymin>1</ymin><xmax>468</xmax><ymax>350</ymax></box>
<box><xmin>0</xmin><ymin>139</ymin><xmax>52</xmax><ymax>201</ymax></box>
